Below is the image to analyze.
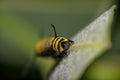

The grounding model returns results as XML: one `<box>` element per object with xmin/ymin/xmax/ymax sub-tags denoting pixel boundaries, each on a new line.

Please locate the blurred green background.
<box><xmin>0</xmin><ymin>0</ymin><xmax>120</xmax><ymax>80</ymax></box>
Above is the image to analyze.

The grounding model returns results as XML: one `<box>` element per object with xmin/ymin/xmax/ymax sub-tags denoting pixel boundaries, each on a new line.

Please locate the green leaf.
<box><xmin>49</xmin><ymin>5</ymin><xmax>116</xmax><ymax>80</ymax></box>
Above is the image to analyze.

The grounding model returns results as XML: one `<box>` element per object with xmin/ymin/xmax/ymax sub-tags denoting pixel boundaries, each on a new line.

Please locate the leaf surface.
<box><xmin>49</xmin><ymin>5</ymin><xmax>116</xmax><ymax>80</ymax></box>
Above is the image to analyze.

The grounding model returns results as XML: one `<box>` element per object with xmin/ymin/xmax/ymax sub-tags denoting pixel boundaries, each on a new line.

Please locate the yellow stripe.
<box><xmin>59</xmin><ymin>45</ymin><xmax>64</xmax><ymax>53</ymax></box>
<box><xmin>52</xmin><ymin>37</ymin><xmax>60</xmax><ymax>50</ymax></box>
<box><xmin>63</xmin><ymin>38</ymin><xmax>68</xmax><ymax>42</ymax></box>
<box><xmin>59</xmin><ymin>38</ymin><xmax>68</xmax><ymax>53</ymax></box>
<box><xmin>55</xmin><ymin>37</ymin><xmax>63</xmax><ymax>52</ymax></box>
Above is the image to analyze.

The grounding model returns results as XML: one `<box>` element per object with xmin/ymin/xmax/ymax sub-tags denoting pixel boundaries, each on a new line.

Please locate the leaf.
<box><xmin>49</xmin><ymin>5</ymin><xmax>116</xmax><ymax>80</ymax></box>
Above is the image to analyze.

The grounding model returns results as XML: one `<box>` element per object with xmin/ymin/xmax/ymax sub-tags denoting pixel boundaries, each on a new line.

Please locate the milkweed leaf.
<box><xmin>49</xmin><ymin>5</ymin><xmax>116</xmax><ymax>80</ymax></box>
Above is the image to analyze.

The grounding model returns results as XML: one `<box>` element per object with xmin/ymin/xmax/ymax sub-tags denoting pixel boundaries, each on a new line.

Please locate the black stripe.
<box><xmin>51</xmin><ymin>37</ymin><xmax>55</xmax><ymax>48</ymax></box>
<box><xmin>57</xmin><ymin>38</ymin><xmax>64</xmax><ymax>53</ymax></box>
<box><xmin>53</xmin><ymin>37</ymin><xmax>60</xmax><ymax>50</ymax></box>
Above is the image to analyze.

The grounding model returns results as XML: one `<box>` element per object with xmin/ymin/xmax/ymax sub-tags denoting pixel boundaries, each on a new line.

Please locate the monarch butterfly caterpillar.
<box><xmin>21</xmin><ymin>24</ymin><xmax>74</xmax><ymax>78</ymax></box>
<box><xmin>35</xmin><ymin>24</ymin><xmax>74</xmax><ymax>58</ymax></box>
